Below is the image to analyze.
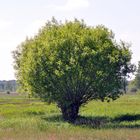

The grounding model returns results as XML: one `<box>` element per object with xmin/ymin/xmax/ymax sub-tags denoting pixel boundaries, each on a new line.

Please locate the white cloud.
<box><xmin>23</xmin><ymin>20</ymin><xmax>46</xmax><ymax>38</ymax></box>
<box><xmin>0</xmin><ymin>20</ymin><xmax>18</xmax><ymax>80</ymax></box>
<box><xmin>0</xmin><ymin>19</ymin><xmax>47</xmax><ymax>80</ymax></box>
<box><xmin>0</xmin><ymin>20</ymin><xmax>13</xmax><ymax>30</ymax></box>
<box><xmin>115</xmin><ymin>32</ymin><xmax>140</xmax><ymax>64</ymax></box>
<box><xmin>47</xmin><ymin>0</ymin><xmax>90</xmax><ymax>11</ymax></box>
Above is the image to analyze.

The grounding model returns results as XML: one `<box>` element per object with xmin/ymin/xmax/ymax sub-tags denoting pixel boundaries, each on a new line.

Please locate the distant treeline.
<box><xmin>0</xmin><ymin>80</ymin><xmax>17</xmax><ymax>92</ymax></box>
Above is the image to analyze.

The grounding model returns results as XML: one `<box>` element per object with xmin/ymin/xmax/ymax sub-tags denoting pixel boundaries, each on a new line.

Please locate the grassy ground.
<box><xmin>0</xmin><ymin>93</ymin><xmax>140</xmax><ymax>140</ymax></box>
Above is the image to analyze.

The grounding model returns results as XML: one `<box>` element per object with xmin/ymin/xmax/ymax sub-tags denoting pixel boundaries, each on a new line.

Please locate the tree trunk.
<box><xmin>61</xmin><ymin>103</ymin><xmax>80</xmax><ymax>123</ymax></box>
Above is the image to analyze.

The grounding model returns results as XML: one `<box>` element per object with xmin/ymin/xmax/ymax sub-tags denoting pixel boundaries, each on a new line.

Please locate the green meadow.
<box><xmin>0</xmin><ymin>93</ymin><xmax>140</xmax><ymax>140</ymax></box>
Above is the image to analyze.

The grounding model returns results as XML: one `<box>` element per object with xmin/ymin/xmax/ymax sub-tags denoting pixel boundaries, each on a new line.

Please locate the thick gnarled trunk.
<box><xmin>60</xmin><ymin>104</ymin><xmax>80</xmax><ymax>123</ymax></box>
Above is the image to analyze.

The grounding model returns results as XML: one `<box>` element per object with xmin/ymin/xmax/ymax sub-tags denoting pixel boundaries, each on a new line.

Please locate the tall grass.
<box><xmin>0</xmin><ymin>93</ymin><xmax>140</xmax><ymax>140</ymax></box>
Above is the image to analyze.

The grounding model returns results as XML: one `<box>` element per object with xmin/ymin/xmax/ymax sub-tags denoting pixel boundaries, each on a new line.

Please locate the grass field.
<box><xmin>0</xmin><ymin>93</ymin><xmax>140</xmax><ymax>140</ymax></box>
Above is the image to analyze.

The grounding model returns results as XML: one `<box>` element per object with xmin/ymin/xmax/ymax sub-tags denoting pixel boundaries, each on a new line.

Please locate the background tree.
<box><xmin>13</xmin><ymin>19</ymin><xmax>134</xmax><ymax>122</ymax></box>
<box><xmin>134</xmin><ymin>61</ymin><xmax>140</xmax><ymax>89</ymax></box>
<box><xmin>0</xmin><ymin>80</ymin><xmax>16</xmax><ymax>92</ymax></box>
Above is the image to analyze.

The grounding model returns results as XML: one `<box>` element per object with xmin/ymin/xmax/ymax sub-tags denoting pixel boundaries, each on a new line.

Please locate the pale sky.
<box><xmin>0</xmin><ymin>0</ymin><xmax>140</xmax><ymax>80</ymax></box>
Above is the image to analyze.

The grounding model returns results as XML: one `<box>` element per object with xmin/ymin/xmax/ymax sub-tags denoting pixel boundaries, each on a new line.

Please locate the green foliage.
<box><xmin>134</xmin><ymin>61</ymin><xmax>140</xmax><ymax>89</ymax></box>
<box><xmin>127</xmin><ymin>80</ymin><xmax>137</xmax><ymax>94</ymax></box>
<box><xmin>13</xmin><ymin>18</ymin><xmax>134</xmax><ymax>122</ymax></box>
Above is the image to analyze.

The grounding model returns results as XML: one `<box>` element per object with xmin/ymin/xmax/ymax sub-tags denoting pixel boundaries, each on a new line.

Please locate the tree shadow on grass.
<box><xmin>113</xmin><ymin>114</ymin><xmax>140</xmax><ymax>122</ymax></box>
<box><xmin>41</xmin><ymin>114</ymin><xmax>140</xmax><ymax>129</ymax></box>
<box><xmin>75</xmin><ymin>114</ymin><xmax>140</xmax><ymax>129</ymax></box>
<box><xmin>74</xmin><ymin>116</ymin><xmax>110</xmax><ymax>128</ymax></box>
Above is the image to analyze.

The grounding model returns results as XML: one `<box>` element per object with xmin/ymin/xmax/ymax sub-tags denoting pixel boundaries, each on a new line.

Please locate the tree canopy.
<box><xmin>13</xmin><ymin>19</ymin><xmax>134</xmax><ymax>122</ymax></box>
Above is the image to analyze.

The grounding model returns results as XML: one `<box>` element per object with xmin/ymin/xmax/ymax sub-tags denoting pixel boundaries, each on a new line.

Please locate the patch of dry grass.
<box><xmin>0</xmin><ymin>128</ymin><xmax>140</xmax><ymax>140</ymax></box>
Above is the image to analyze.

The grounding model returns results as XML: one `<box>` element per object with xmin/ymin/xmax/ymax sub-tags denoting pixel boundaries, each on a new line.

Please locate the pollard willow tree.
<box><xmin>13</xmin><ymin>19</ymin><xmax>134</xmax><ymax>122</ymax></box>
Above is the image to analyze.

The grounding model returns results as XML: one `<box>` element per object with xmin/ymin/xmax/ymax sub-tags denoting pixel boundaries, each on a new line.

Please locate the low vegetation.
<box><xmin>0</xmin><ymin>93</ymin><xmax>140</xmax><ymax>140</ymax></box>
